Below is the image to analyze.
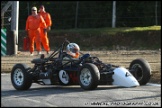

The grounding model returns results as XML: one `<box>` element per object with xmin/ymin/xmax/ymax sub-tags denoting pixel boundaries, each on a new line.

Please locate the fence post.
<box><xmin>11</xmin><ymin>1</ymin><xmax>19</xmax><ymax>55</ymax></box>
<box><xmin>155</xmin><ymin>1</ymin><xmax>158</xmax><ymax>25</ymax></box>
<box><xmin>75</xmin><ymin>1</ymin><xmax>79</xmax><ymax>29</ymax></box>
<box><xmin>1</xmin><ymin>29</ymin><xmax>7</xmax><ymax>56</ymax></box>
<box><xmin>112</xmin><ymin>1</ymin><xmax>116</xmax><ymax>28</ymax></box>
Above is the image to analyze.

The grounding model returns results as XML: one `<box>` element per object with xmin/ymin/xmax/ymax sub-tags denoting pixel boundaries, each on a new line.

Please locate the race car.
<box><xmin>11</xmin><ymin>39</ymin><xmax>152</xmax><ymax>90</ymax></box>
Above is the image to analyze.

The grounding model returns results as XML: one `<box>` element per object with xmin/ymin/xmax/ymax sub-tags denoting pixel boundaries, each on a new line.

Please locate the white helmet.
<box><xmin>66</xmin><ymin>43</ymin><xmax>80</xmax><ymax>54</ymax></box>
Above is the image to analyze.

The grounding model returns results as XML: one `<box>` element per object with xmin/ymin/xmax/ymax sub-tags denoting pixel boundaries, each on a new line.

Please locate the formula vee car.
<box><xmin>11</xmin><ymin>39</ymin><xmax>152</xmax><ymax>90</ymax></box>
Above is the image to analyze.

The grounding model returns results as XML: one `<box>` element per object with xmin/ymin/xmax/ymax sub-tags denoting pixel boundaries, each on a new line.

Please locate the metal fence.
<box><xmin>1</xmin><ymin>1</ymin><xmax>161</xmax><ymax>30</ymax></box>
<box><xmin>1</xmin><ymin>1</ymin><xmax>12</xmax><ymax>31</ymax></box>
<box><xmin>1</xmin><ymin>1</ymin><xmax>19</xmax><ymax>56</ymax></box>
<box><xmin>17</xmin><ymin>1</ymin><xmax>161</xmax><ymax>29</ymax></box>
<box><xmin>1</xmin><ymin>1</ymin><xmax>12</xmax><ymax>56</ymax></box>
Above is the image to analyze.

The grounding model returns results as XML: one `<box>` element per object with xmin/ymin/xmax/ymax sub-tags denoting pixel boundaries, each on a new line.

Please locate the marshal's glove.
<box><xmin>47</xmin><ymin>26</ymin><xmax>51</xmax><ymax>31</ymax></box>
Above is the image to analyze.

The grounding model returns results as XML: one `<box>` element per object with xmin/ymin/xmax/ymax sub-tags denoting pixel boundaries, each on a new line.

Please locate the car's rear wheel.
<box><xmin>58</xmin><ymin>70</ymin><xmax>70</xmax><ymax>85</ymax></box>
<box><xmin>11</xmin><ymin>64</ymin><xmax>32</xmax><ymax>90</ymax></box>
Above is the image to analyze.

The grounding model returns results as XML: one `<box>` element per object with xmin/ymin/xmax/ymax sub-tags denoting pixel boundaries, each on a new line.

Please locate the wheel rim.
<box><xmin>13</xmin><ymin>68</ymin><xmax>24</xmax><ymax>86</ymax></box>
<box><xmin>132</xmin><ymin>64</ymin><xmax>143</xmax><ymax>81</ymax></box>
<box><xmin>80</xmin><ymin>68</ymin><xmax>92</xmax><ymax>86</ymax></box>
<box><xmin>59</xmin><ymin>70</ymin><xmax>69</xmax><ymax>84</ymax></box>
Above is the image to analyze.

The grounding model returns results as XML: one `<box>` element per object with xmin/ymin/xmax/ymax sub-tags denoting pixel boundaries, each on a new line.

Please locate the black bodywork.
<box><xmin>11</xmin><ymin>39</ymin><xmax>151</xmax><ymax>90</ymax></box>
<box><xmin>29</xmin><ymin>39</ymin><xmax>116</xmax><ymax>85</ymax></box>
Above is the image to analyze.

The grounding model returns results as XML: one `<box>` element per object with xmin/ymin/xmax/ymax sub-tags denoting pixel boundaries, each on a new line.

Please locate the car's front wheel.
<box><xmin>129</xmin><ymin>58</ymin><xmax>152</xmax><ymax>85</ymax></box>
<box><xmin>78</xmin><ymin>63</ymin><xmax>100</xmax><ymax>90</ymax></box>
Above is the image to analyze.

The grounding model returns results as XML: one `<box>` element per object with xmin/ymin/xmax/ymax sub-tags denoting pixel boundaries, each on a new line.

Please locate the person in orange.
<box><xmin>38</xmin><ymin>5</ymin><xmax>52</xmax><ymax>54</ymax></box>
<box><xmin>25</xmin><ymin>6</ymin><xmax>47</xmax><ymax>56</ymax></box>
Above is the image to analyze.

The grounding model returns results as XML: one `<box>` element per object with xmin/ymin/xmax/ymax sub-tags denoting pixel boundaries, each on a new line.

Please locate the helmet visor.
<box><xmin>71</xmin><ymin>47</ymin><xmax>78</xmax><ymax>53</ymax></box>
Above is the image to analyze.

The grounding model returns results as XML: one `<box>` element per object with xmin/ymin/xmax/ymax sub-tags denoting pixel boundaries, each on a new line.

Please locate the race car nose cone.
<box><xmin>112</xmin><ymin>67</ymin><xmax>140</xmax><ymax>87</ymax></box>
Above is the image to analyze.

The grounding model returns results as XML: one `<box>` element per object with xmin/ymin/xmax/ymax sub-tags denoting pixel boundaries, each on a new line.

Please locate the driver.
<box><xmin>66</xmin><ymin>43</ymin><xmax>80</xmax><ymax>58</ymax></box>
<box><xmin>61</xmin><ymin>43</ymin><xmax>80</xmax><ymax>65</ymax></box>
<box><xmin>62</xmin><ymin>42</ymin><xmax>90</xmax><ymax>66</ymax></box>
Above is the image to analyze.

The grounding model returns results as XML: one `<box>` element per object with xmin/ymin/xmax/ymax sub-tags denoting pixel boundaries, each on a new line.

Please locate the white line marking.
<box><xmin>146</xmin><ymin>83</ymin><xmax>161</xmax><ymax>86</ymax></box>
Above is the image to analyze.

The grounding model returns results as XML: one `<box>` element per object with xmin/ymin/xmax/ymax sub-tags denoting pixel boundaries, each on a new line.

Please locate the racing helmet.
<box><xmin>66</xmin><ymin>43</ymin><xmax>80</xmax><ymax>56</ymax></box>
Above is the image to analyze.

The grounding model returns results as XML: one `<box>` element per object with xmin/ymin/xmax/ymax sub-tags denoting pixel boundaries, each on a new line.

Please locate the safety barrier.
<box><xmin>1</xmin><ymin>29</ymin><xmax>7</xmax><ymax>56</ymax></box>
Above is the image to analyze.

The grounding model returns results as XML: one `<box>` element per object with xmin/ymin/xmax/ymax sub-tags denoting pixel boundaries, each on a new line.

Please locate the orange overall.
<box><xmin>25</xmin><ymin>15</ymin><xmax>47</xmax><ymax>53</ymax></box>
<box><xmin>38</xmin><ymin>11</ymin><xmax>52</xmax><ymax>52</ymax></box>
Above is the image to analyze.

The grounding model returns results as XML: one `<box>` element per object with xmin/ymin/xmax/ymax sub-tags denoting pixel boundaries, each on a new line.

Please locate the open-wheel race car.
<box><xmin>11</xmin><ymin>39</ymin><xmax>152</xmax><ymax>90</ymax></box>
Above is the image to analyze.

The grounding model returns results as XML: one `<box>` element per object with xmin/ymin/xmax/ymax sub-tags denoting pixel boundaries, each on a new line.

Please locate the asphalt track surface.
<box><xmin>1</xmin><ymin>73</ymin><xmax>161</xmax><ymax>107</ymax></box>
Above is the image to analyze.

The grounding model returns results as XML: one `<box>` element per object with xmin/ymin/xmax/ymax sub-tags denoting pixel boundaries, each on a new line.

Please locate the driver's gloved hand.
<box><xmin>80</xmin><ymin>53</ymin><xmax>90</xmax><ymax>60</ymax></box>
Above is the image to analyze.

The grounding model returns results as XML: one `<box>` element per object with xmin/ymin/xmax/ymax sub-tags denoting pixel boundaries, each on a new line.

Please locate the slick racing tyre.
<box><xmin>129</xmin><ymin>58</ymin><xmax>152</xmax><ymax>85</ymax></box>
<box><xmin>78</xmin><ymin>63</ymin><xmax>100</xmax><ymax>90</ymax></box>
<box><xmin>11</xmin><ymin>63</ymin><xmax>32</xmax><ymax>90</ymax></box>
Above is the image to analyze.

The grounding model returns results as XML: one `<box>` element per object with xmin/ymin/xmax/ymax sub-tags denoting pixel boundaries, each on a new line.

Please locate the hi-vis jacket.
<box><xmin>25</xmin><ymin>15</ymin><xmax>46</xmax><ymax>30</ymax></box>
<box><xmin>38</xmin><ymin>11</ymin><xmax>52</xmax><ymax>27</ymax></box>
